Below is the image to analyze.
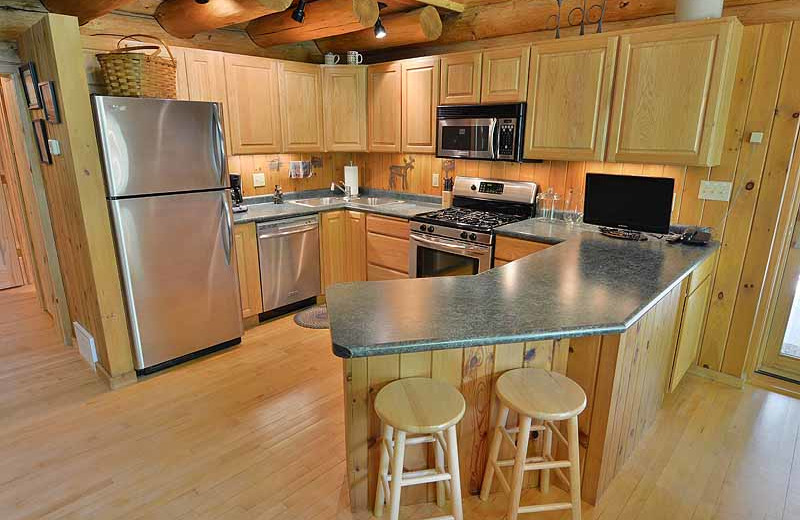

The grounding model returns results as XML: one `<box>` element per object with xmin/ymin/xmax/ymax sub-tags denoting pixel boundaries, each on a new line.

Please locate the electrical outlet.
<box><xmin>699</xmin><ymin>180</ymin><xmax>733</xmax><ymax>202</ymax></box>
<box><xmin>432</xmin><ymin>173</ymin><xmax>440</xmax><ymax>187</ymax></box>
<box><xmin>253</xmin><ymin>172</ymin><xmax>266</xmax><ymax>188</ymax></box>
<box><xmin>48</xmin><ymin>139</ymin><xmax>61</xmax><ymax>156</ymax></box>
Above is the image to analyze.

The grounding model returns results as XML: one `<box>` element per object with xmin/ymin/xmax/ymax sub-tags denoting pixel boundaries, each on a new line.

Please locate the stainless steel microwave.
<box><xmin>436</xmin><ymin>103</ymin><xmax>526</xmax><ymax>162</ymax></box>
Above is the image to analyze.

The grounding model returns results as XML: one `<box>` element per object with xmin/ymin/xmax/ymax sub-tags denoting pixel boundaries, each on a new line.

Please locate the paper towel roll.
<box><xmin>344</xmin><ymin>165</ymin><xmax>359</xmax><ymax>196</ymax></box>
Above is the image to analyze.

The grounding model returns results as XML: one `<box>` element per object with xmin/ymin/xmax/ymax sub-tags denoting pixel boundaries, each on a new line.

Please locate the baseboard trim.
<box><xmin>687</xmin><ymin>365</ymin><xmax>744</xmax><ymax>388</ymax></box>
<box><xmin>748</xmin><ymin>371</ymin><xmax>800</xmax><ymax>399</ymax></box>
<box><xmin>95</xmin><ymin>362</ymin><xmax>138</xmax><ymax>390</ymax></box>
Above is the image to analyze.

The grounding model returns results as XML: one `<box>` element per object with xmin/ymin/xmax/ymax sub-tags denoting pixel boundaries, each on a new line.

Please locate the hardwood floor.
<box><xmin>1</xmin><ymin>285</ymin><xmax>800</xmax><ymax>519</ymax></box>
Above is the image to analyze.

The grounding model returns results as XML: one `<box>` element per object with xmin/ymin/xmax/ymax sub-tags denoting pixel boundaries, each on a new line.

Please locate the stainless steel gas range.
<box><xmin>409</xmin><ymin>177</ymin><xmax>538</xmax><ymax>278</ymax></box>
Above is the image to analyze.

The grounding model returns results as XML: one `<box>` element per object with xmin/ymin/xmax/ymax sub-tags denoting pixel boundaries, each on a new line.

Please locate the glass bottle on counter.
<box><xmin>536</xmin><ymin>187</ymin><xmax>561</xmax><ymax>222</ymax></box>
<box><xmin>563</xmin><ymin>188</ymin><xmax>583</xmax><ymax>225</ymax></box>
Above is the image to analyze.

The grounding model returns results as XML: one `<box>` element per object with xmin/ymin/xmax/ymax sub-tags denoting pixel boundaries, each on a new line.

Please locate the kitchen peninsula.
<box><xmin>326</xmin><ymin>221</ymin><xmax>717</xmax><ymax>511</ymax></box>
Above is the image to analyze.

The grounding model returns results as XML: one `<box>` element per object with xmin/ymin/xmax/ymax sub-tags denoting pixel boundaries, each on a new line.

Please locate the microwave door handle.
<box><xmin>488</xmin><ymin>118</ymin><xmax>498</xmax><ymax>159</ymax></box>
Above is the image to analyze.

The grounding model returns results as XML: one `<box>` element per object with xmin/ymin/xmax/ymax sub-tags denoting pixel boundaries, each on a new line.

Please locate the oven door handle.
<box><xmin>411</xmin><ymin>233</ymin><xmax>490</xmax><ymax>257</ymax></box>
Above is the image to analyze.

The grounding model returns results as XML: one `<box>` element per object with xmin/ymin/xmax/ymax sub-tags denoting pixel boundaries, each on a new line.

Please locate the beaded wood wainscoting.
<box><xmin>2</xmin><ymin>285</ymin><xmax>800</xmax><ymax>519</ymax></box>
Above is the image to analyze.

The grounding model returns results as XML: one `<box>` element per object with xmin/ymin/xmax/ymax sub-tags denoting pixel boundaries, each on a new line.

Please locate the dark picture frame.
<box><xmin>32</xmin><ymin>119</ymin><xmax>51</xmax><ymax>165</ymax></box>
<box><xmin>19</xmin><ymin>62</ymin><xmax>41</xmax><ymax>110</ymax></box>
<box><xmin>38</xmin><ymin>81</ymin><xmax>60</xmax><ymax>124</ymax></box>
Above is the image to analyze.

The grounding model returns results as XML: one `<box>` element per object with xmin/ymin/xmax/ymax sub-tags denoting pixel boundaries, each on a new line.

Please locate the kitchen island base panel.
<box><xmin>342</xmin><ymin>281</ymin><xmax>685</xmax><ymax>512</ymax></box>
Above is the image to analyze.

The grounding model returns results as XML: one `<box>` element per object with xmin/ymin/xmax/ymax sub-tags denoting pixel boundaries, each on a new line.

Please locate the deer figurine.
<box><xmin>389</xmin><ymin>157</ymin><xmax>415</xmax><ymax>190</ymax></box>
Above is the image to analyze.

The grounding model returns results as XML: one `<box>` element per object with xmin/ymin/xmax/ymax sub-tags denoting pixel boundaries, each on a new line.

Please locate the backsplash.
<box><xmin>231</xmin><ymin>152</ymin><xmax>706</xmax><ymax>226</ymax></box>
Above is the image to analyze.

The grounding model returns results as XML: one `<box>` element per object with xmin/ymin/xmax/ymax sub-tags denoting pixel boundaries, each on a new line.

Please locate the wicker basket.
<box><xmin>97</xmin><ymin>34</ymin><xmax>177</xmax><ymax>98</ymax></box>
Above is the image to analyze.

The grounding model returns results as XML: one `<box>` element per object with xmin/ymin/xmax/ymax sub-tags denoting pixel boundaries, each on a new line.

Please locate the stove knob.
<box><xmin>470</xmin><ymin>184</ymin><xmax>477</xmax><ymax>191</ymax></box>
<box><xmin>469</xmin><ymin>233</ymin><xmax>477</xmax><ymax>241</ymax></box>
<box><xmin>419</xmin><ymin>224</ymin><xmax>426</xmax><ymax>231</ymax></box>
<box><xmin>460</xmin><ymin>231</ymin><xmax>468</xmax><ymax>239</ymax></box>
<box><xmin>427</xmin><ymin>225</ymin><xmax>435</xmax><ymax>233</ymax></box>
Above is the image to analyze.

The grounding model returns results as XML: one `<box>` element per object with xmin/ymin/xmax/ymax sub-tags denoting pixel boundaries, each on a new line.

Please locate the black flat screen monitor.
<box><xmin>583</xmin><ymin>173</ymin><xmax>674</xmax><ymax>234</ymax></box>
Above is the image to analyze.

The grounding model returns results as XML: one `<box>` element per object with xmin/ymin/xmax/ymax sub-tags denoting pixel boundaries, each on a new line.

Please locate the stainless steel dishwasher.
<box><xmin>257</xmin><ymin>215</ymin><xmax>321</xmax><ymax>313</ymax></box>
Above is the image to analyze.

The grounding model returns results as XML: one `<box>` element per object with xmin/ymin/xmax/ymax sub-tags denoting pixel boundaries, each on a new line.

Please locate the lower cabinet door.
<box><xmin>233</xmin><ymin>222</ymin><xmax>262</xmax><ymax>318</ymax></box>
<box><xmin>669</xmin><ymin>275</ymin><xmax>712</xmax><ymax>391</ymax></box>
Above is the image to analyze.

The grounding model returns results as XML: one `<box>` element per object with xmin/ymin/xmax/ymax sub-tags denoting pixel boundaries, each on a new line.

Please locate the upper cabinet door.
<box><xmin>524</xmin><ymin>36</ymin><xmax>618</xmax><ymax>161</ymax></box>
<box><xmin>279</xmin><ymin>61</ymin><xmax>325</xmax><ymax>152</ymax></box>
<box><xmin>440</xmin><ymin>52</ymin><xmax>482</xmax><ymax>105</ymax></box>
<box><xmin>183</xmin><ymin>49</ymin><xmax>227</xmax><ymax>104</ymax></box>
<box><xmin>172</xmin><ymin>47</ymin><xmax>190</xmax><ymax>101</ymax></box>
<box><xmin>368</xmin><ymin>62</ymin><xmax>402</xmax><ymax>153</ymax></box>
<box><xmin>607</xmin><ymin>19</ymin><xmax>743</xmax><ymax>166</ymax></box>
<box><xmin>402</xmin><ymin>57</ymin><xmax>439</xmax><ymax>154</ymax></box>
<box><xmin>323</xmin><ymin>65</ymin><xmax>367</xmax><ymax>152</ymax></box>
<box><xmin>224</xmin><ymin>54</ymin><xmax>282</xmax><ymax>155</ymax></box>
<box><xmin>480</xmin><ymin>46</ymin><xmax>530</xmax><ymax>104</ymax></box>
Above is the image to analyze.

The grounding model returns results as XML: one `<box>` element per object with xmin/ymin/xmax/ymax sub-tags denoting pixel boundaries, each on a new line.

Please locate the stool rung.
<box><xmin>496</xmin><ymin>456</ymin><xmax>544</xmax><ymax>468</ymax></box>
<box><xmin>524</xmin><ymin>459</ymin><xmax>572</xmax><ymax>471</ymax></box>
<box><xmin>500</xmin><ymin>427</ymin><xmax>516</xmax><ymax>448</ymax></box>
<box><xmin>505</xmin><ymin>424</ymin><xmax>546</xmax><ymax>435</ymax></box>
<box><xmin>424</xmin><ymin>516</ymin><xmax>455</xmax><ymax>520</ymax></box>
<box><xmin>405</xmin><ymin>435</ymin><xmax>436</xmax><ymax>446</ymax></box>
<box><xmin>519</xmin><ymin>502</ymin><xmax>573</xmax><ymax>514</ymax></box>
<box><xmin>490</xmin><ymin>460</ymin><xmax>511</xmax><ymax>493</ymax></box>
<box><xmin>402</xmin><ymin>471</ymin><xmax>452</xmax><ymax>487</ymax></box>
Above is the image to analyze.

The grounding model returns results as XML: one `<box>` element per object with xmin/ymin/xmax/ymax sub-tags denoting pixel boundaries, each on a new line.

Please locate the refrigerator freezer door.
<box><xmin>110</xmin><ymin>190</ymin><xmax>243</xmax><ymax>370</ymax></box>
<box><xmin>93</xmin><ymin>96</ymin><xmax>227</xmax><ymax>198</ymax></box>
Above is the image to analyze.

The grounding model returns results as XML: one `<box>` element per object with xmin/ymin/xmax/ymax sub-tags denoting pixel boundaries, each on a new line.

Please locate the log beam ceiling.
<box><xmin>155</xmin><ymin>0</ymin><xmax>293</xmax><ymax>39</ymax></box>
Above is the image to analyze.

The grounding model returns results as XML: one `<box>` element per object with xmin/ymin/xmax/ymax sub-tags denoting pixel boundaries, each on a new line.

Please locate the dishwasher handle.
<box><xmin>258</xmin><ymin>223</ymin><xmax>318</xmax><ymax>239</ymax></box>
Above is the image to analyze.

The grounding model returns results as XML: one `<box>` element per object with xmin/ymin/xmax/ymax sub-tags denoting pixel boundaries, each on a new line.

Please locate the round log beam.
<box><xmin>155</xmin><ymin>0</ymin><xmax>293</xmax><ymax>39</ymax></box>
<box><xmin>40</xmin><ymin>0</ymin><xmax>135</xmax><ymax>25</ymax></box>
<box><xmin>247</xmin><ymin>0</ymin><xmax>379</xmax><ymax>48</ymax></box>
<box><xmin>316</xmin><ymin>6</ymin><xmax>441</xmax><ymax>53</ymax></box>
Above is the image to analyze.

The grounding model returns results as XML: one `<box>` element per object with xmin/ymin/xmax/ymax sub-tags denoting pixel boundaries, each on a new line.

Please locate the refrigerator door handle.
<box><xmin>220</xmin><ymin>195</ymin><xmax>233</xmax><ymax>265</ymax></box>
<box><xmin>212</xmin><ymin>103</ymin><xmax>227</xmax><ymax>186</ymax></box>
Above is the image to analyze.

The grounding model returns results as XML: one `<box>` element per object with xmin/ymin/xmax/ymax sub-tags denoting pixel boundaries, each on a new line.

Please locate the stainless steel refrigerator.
<box><xmin>92</xmin><ymin>96</ymin><xmax>243</xmax><ymax>375</ymax></box>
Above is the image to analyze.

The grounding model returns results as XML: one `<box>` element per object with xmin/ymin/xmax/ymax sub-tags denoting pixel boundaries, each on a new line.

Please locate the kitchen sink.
<box><xmin>289</xmin><ymin>197</ymin><xmax>346</xmax><ymax>207</ymax></box>
<box><xmin>348</xmin><ymin>197</ymin><xmax>405</xmax><ymax>207</ymax></box>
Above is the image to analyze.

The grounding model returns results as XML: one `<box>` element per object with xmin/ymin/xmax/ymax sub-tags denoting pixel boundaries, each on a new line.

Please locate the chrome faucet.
<box><xmin>273</xmin><ymin>184</ymin><xmax>284</xmax><ymax>204</ymax></box>
<box><xmin>331</xmin><ymin>181</ymin><xmax>352</xmax><ymax>201</ymax></box>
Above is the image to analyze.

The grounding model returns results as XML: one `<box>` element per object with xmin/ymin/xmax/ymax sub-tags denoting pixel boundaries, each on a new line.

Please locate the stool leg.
<box><xmin>567</xmin><ymin>416</ymin><xmax>582</xmax><ymax>520</ymax></box>
<box><xmin>445</xmin><ymin>425</ymin><xmax>463</xmax><ymax>520</ymax></box>
<box><xmin>507</xmin><ymin>414</ymin><xmax>532</xmax><ymax>520</ymax></box>
<box><xmin>434</xmin><ymin>432</ymin><xmax>446</xmax><ymax>508</ymax></box>
<box><xmin>541</xmin><ymin>420</ymin><xmax>553</xmax><ymax>494</ymax></box>
<box><xmin>374</xmin><ymin>423</ymin><xmax>393</xmax><ymax>518</ymax></box>
<box><xmin>480</xmin><ymin>404</ymin><xmax>510</xmax><ymax>501</ymax></box>
<box><xmin>388</xmin><ymin>429</ymin><xmax>406</xmax><ymax>520</ymax></box>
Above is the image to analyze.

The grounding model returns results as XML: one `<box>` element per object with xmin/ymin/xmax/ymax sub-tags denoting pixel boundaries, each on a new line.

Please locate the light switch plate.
<box><xmin>699</xmin><ymin>180</ymin><xmax>733</xmax><ymax>202</ymax></box>
<box><xmin>48</xmin><ymin>139</ymin><xmax>61</xmax><ymax>156</ymax></box>
<box><xmin>432</xmin><ymin>173</ymin><xmax>440</xmax><ymax>187</ymax></box>
<box><xmin>253</xmin><ymin>172</ymin><xmax>266</xmax><ymax>188</ymax></box>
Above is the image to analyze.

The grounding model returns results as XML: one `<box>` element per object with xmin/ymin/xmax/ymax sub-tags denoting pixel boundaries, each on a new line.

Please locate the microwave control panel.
<box><xmin>497</xmin><ymin>118</ymin><xmax>518</xmax><ymax>160</ymax></box>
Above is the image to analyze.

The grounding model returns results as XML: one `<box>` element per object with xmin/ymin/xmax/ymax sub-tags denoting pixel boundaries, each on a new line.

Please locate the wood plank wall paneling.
<box><xmin>18</xmin><ymin>14</ymin><xmax>135</xmax><ymax>378</ymax></box>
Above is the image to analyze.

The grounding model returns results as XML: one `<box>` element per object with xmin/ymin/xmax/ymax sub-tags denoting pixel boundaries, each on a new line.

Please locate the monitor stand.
<box><xmin>599</xmin><ymin>227</ymin><xmax>648</xmax><ymax>241</ymax></box>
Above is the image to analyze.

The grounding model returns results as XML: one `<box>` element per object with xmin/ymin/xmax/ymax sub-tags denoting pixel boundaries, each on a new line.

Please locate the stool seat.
<box><xmin>496</xmin><ymin>368</ymin><xmax>587</xmax><ymax>421</ymax></box>
<box><xmin>375</xmin><ymin>377</ymin><xmax>466</xmax><ymax>434</ymax></box>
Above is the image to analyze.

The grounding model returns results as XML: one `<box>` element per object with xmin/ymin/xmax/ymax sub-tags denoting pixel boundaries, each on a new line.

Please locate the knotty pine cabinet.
<box><xmin>233</xmin><ymin>223</ymin><xmax>262</xmax><ymax>319</ymax></box>
<box><xmin>607</xmin><ymin>18</ymin><xmax>743</xmax><ymax>166</ymax></box>
<box><xmin>322</xmin><ymin>66</ymin><xmax>367</xmax><ymax>152</ymax></box>
<box><xmin>180</xmin><ymin>48</ymin><xmax>230</xmax><ymax>152</ymax></box>
<box><xmin>494</xmin><ymin>235</ymin><xmax>551</xmax><ymax>266</ymax></box>
<box><xmin>524</xmin><ymin>36</ymin><xmax>618</xmax><ymax>161</ymax></box>
<box><xmin>480</xmin><ymin>46</ymin><xmax>530</xmax><ymax>104</ymax></box>
<box><xmin>367</xmin><ymin>62</ymin><xmax>402</xmax><ymax>152</ymax></box>
<box><xmin>320</xmin><ymin>210</ymin><xmax>367</xmax><ymax>293</ymax></box>
<box><xmin>224</xmin><ymin>54</ymin><xmax>282</xmax><ymax>155</ymax></box>
<box><xmin>402</xmin><ymin>57</ymin><xmax>439</xmax><ymax>154</ymax></box>
<box><xmin>366</xmin><ymin>214</ymin><xmax>409</xmax><ymax>280</ymax></box>
<box><xmin>439</xmin><ymin>51</ymin><xmax>482</xmax><ymax>105</ymax></box>
<box><xmin>279</xmin><ymin>61</ymin><xmax>325</xmax><ymax>152</ymax></box>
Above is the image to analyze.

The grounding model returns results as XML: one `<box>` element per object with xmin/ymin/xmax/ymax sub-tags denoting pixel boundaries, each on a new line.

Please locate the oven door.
<box><xmin>409</xmin><ymin>232</ymin><xmax>492</xmax><ymax>278</ymax></box>
<box><xmin>437</xmin><ymin>118</ymin><xmax>497</xmax><ymax>160</ymax></box>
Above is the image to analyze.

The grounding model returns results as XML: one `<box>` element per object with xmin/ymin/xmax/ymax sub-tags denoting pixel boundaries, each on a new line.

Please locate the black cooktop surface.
<box><xmin>412</xmin><ymin>207</ymin><xmax>526</xmax><ymax>232</ymax></box>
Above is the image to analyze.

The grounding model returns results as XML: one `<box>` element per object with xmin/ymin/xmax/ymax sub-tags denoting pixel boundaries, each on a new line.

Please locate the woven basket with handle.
<box><xmin>97</xmin><ymin>34</ymin><xmax>177</xmax><ymax>98</ymax></box>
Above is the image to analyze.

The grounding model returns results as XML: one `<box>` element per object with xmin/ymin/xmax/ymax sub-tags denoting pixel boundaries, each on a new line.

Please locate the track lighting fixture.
<box><xmin>291</xmin><ymin>0</ymin><xmax>307</xmax><ymax>24</ymax></box>
<box><xmin>374</xmin><ymin>2</ymin><xmax>387</xmax><ymax>39</ymax></box>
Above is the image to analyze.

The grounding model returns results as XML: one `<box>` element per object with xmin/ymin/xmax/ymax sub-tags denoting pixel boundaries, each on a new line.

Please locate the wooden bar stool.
<box><xmin>373</xmin><ymin>377</ymin><xmax>466</xmax><ymax>520</ymax></box>
<box><xmin>480</xmin><ymin>368</ymin><xmax>587</xmax><ymax>520</ymax></box>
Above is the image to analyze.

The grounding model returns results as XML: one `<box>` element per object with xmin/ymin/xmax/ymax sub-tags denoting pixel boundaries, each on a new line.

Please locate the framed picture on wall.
<box><xmin>19</xmin><ymin>62</ymin><xmax>41</xmax><ymax>110</ymax></box>
<box><xmin>38</xmin><ymin>81</ymin><xmax>60</xmax><ymax>124</ymax></box>
<box><xmin>32</xmin><ymin>119</ymin><xmax>51</xmax><ymax>165</ymax></box>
